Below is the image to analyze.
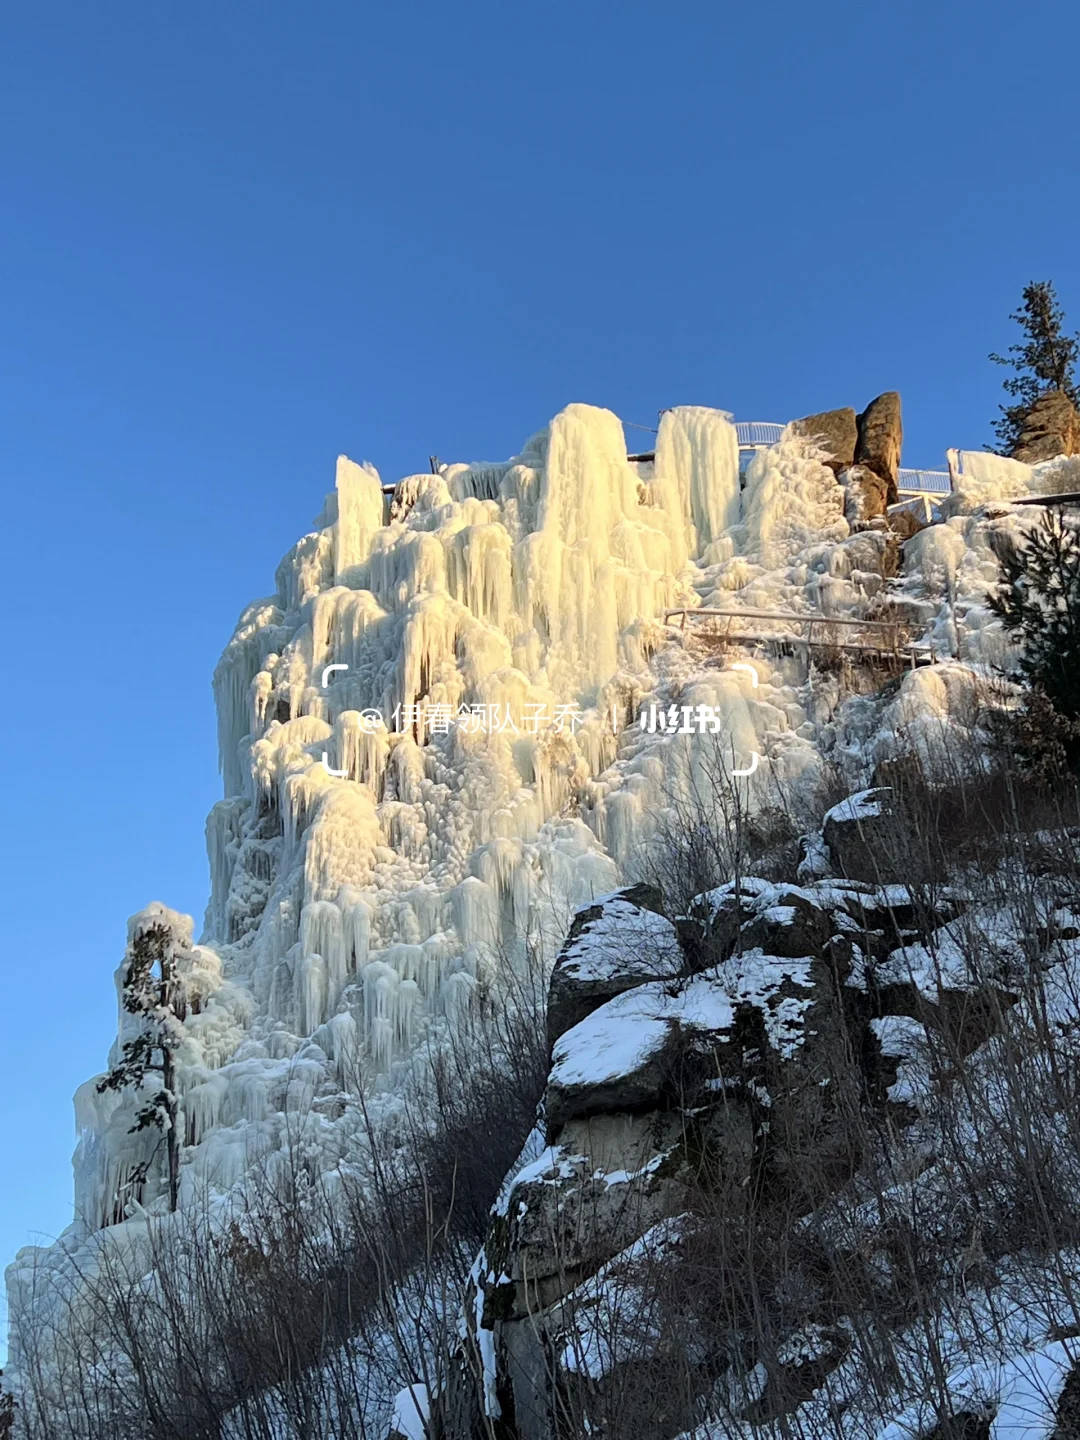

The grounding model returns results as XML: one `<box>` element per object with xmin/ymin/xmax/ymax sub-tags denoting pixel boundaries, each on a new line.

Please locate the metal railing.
<box><xmin>664</xmin><ymin>606</ymin><xmax>936</xmax><ymax>667</ymax></box>
<box><xmin>897</xmin><ymin>467</ymin><xmax>951</xmax><ymax>496</ymax></box>
<box><xmin>734</xmin><ymin>421</ymin><xmax>786</xmax><ymax>448</ymax></box>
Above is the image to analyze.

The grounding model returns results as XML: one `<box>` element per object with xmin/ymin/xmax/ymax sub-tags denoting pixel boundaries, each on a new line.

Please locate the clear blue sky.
<box><xmin>2</xmin><ymin>0</ymin><xmax>1078</xmax><ymax>1318</ymax></box>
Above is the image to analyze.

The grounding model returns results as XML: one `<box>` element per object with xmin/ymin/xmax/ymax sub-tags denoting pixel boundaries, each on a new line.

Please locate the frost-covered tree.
<box><xmin>97</xmin><ymin>921</ymin><xmax>188</xmax><ymax>1212</ymax></box>
<box><xmin>990</xmin><ymin>280</ymin><xmax>1079</xmax><ymax>453</ymax></box>
<box><xmin>989</xmin><ymin>510</ymin><xmax>1080</xmax><ymax>727</ymax></box>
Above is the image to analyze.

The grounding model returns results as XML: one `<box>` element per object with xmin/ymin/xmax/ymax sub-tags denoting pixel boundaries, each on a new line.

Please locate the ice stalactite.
<box><xmin>369</xmin><ymin>529</ymin><xmax>449</xmax><ymax>611</ymax></box>
<box><xmin>452</xmin><ymin>876</ymin><xmax>501</xmax><ymax>953</ymax></box>
<box><xmin>333</xmin><ymin>456</ymin><xmax>385</xmax><ymax>587</ymax></box>
<box><xmin>276</xmin><ymin>530</ymin><xmax>335</xmax><ymax>617</ymax></box>
<box><xmin>311</xmin><ymin>587</ymin><xmax>389</xmax><ymax>686</ymax></box>
<box><xmin>361</xmin><ymin>960</ymin><xmax>418</xmax><ymax>1069</ymax></box>
<box><xmin>338</xmin><ymin>889</ymin><xmax>372</xmax><ymax>973</ymax></box>
<box><xmin>214</xmin><ymin>601</ymin><xmax>285</xmax><ymax>797</ymax></box>
<box><xmin>444</xmin><ymin>509</ymin><xmax>514</xmax><ymax>627</ymax></box>
<box><xmin>205</xmin><ymin>796</ymin><xmax>248</xmax><ymax>940</ymax></box>
<box><xmin>248</xmin><ymin>715</ymin><xmax>333</xmax><ymax>811</ymax></box>
<box><xmin>652</xmin><ymin>405</ymin><xmax>742</xmax><ymax>565</ymax></box>
<box><xmin>296</xmin><ymin>952</ymin><xmax>328</xmax><ymax>1035</ymax></box>
<box><xmin>300</xmin><ymin>901</ymin><xmax>348</xmax><ymax>1007</ymax></box>
<box><xmin>333</xmin><ymin>711</ymin><xmax>391</xmax><ymax>792</ymax></box>
<box><xmin>301</xmin><ymin>784</ymin><xmax>381</xmax><ymax>905</ymax></box>
<box><xmin>514</xmin><ymin>404</ymin><xmax>679</xmax><ymax>691</ymax></box>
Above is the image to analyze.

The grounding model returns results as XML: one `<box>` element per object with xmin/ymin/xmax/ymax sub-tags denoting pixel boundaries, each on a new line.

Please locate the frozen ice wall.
<box><xmin>13</xmin><ymin>398</ymin><xmax>1034</xmax><ymax>1277</ymax></box>
<box><xmin>60</xmin><ymin>402</ymin><xmax>759</xmax><ymax>1232</ymax></box>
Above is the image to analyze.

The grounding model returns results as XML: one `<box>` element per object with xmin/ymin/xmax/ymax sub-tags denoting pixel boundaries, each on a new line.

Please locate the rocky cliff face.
<box><xmin>1012</xmin><ymin>389</ymin><xmax>1080</xmax><ymax>465</ymax></box>
<box><xmin>457</xmin><ymin>833</ymin><xmax>1080</xmax><ymax>1440</ymax></box>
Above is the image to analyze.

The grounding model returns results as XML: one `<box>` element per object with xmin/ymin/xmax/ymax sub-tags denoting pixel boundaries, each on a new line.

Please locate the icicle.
<box><xmin>275</xmin><ymin>529</ymin><xmax>334</xmax><ymax>616</ymax></box>
<box><xmin>385</xmin><ymin>942</ymin><xmax>424</xmax><ymax>985</ymax></box>
<box><xmin>334</xmin><ymin>710</ymin><xmax>391</xmax><ymax>792</ymax></box>
<box><xmin>213</xmin><ymin>601</ymin><xmax>284</xmax><ymax>797</ymax></box>
<box><xmin>397</xmin><ymin>594</ymin><xmax>466</xmax><ymax>715</ymax></box>
<box><xmin>325</xmin><ymin>1011</ymin><xmax>359</xmax><ymax>1077</ymax></box>
<box><xmin>652</xmin><ymin>406</ymin><xmax>741</xmax><ymax>560</ymax></box>
<box><xmin>368</xmin><ymin>530</ymin><xmax>448</xmax><ymax>611</ymax></box>
<box><xmin>311</xmin><ymin>585</ymin><xmax>389</xmax><ymax>682</ymax></box>
<box><xmin>369</xmin><ymin>1016</ymin><xmax>393</xmax><ymax>1071</ymax></box>
<box><xmin>452</xmin><ymin>877</ymin><xmax>500</xmax><ymax>952</ymax></box>
<box><xmin>334</xmin><ymin>456</ymin><xmax>385</xmax><ymax>586</ymax></box>
<box><xmin>250</xmin><ymin>669</ymin><xmax>275</xmax><ymax>735</ymax></box>
<box><xmin>300</xmin><ymin>901</ymin><xmax>347</xmax><ymax>1005</ymax></box>
<box><xmin>338</xmin><ymin>889</ymin><xmax>372</xmax><ymax>974</ymax></box>
<box><xmin>296</xmin><ymin>952</ymin><xmax>328</xmax><ymax>1034</ymax></box>
<box><xmin>362</xmin><ymin>960</ymin><xmax>398</xmax><ymax>1032</ymax></box>
<box><xmin>441</xmin><ymin>970</ymin><xmax>477</xmax><ymax>1025</ymax></box>
<box><xmin>445</xmin><ymin>521</ymin><xmax>513</xmax><ymax>626</ymax></box>
<box><xmin>204</xmin><ymin>797</ymin><xmax>247</xmax><ymax>941</ymax></box>
<box><xmin>394</xmin><ymin>978</ymin><xmax>420</xmax><ymax>1048</ymax></box>
<box><xmin>302</xmin><ymin>785</ymin><xmax>381</xmax><ymax>905</ymax></box>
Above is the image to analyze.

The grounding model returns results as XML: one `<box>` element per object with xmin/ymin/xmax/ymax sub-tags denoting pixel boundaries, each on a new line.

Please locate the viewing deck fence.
<box><xmin>664</xmin><ymin>606</ymin><xmax>936</xmax><ymax>667</ymax></box>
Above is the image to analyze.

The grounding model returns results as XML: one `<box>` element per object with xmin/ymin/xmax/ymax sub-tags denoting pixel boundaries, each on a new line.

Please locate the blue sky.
<box><xmin>2</xmin><ymin>0</ymin><xmax>1078</xmax><ymax>1318</ymax></box>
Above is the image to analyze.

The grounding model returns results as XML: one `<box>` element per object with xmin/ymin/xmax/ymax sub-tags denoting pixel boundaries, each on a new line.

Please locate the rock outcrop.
<box><xmin>839</xmin><ymin>461</ymin><xmax>891</xmax><ymax>530</ymax></box>
<box><xmin>545</xmin><ymin>884</ymin><xmax>682</xmax><ymax>1047</ymax></box>
<box><xmin>791</xmin><ymin>407</ymin><xmax>858</xmax><ymax>472</ymax></box>
<box><xmin>1012</xmin><ymin>388</ymin><xmax>1080</xmax><ymax>464</ymax></box>
<box><xmin>793</xmin><ymin>391</ymin><xmax>903</xmax><ymax>529</ymax></box>
<box><xmin>822</xmin><ymin>786</ymin><xmax>897</xmax><ymax>883</ymax></box>
<box><xmin>459</xmin><ymin>868</ymin><xmax>1000</xmax><ymax>1439</ymax></box>
<box><xmin>855</xmin><ymin>390</ymin><xmax>903</xmax><ymax>501</ymax></box>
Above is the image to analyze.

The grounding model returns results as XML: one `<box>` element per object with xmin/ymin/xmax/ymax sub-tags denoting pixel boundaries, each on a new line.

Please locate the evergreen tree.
<box><xmin>97</xmin><ymin>921</ymin><xmax>188</xmax><ymax>1212</ymax></box>
<box><xmin>988</xmin><ymin>509</ymin><xmax>1080</xmax><ymax>724</ymax></box>
<box><xmin>989</xmin><ymin>281</ymin><xmax>1079</xmax><ymax>453</ymax></box>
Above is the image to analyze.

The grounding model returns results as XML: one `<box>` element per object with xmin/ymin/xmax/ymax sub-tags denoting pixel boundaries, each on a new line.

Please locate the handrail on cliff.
<box><xmin>664</xmin><ymin>607</ymin><xmax>936</xmax><ymax>667</ymax></box>
<box><xmin>898</xmin><ymin>467</ymin><xmax>951</xmax><ymax>496</ymax></box>
<box><xmin>734</xmin><ymin>421</ymin><xmax>786</xmax><ymax>448</ymax></box>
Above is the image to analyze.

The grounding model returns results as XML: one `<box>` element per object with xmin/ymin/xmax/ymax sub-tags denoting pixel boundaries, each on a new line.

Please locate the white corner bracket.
<box><xmin>730</xmin><ymin>663</ymin><xmax>759</xmax><ymax>688</ymax></box>
<box><xmin>321</xmin><ymin>752</ymin><xmax>348</xmax><ymax>778</ymax></box>
<box><xmin>321</xmin><ymin>663</ymin><xmax>349</xmax><ymax>689</ymax></box>
<box><xmin>732</xmin><ymin>752</ymin><xmax>761</xmax><ymax>777</ymax></box>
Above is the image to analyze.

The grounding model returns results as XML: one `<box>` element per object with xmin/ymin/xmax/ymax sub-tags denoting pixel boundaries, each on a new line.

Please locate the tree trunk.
<box><xmin>163</xmin><ymin>1044</ymin><xmax>180</xmax><ymax>1212</ymax></box>
<box><xmin>161</xmin><ymin>947</ymin><xmax>181</xmax><ymax>1213</ymax></box>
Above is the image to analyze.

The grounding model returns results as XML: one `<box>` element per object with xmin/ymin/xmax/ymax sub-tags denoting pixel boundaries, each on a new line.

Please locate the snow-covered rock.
<box><xmin>546</xmin><ymin>885</ymin><xmax>684</xmax><ymax>1046</ymax></box>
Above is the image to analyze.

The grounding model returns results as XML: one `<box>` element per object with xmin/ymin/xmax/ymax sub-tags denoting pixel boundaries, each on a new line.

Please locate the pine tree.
<box><xmin>97</xmin><ymin>921</ymin><xmax>188</xmax><ymax>1213</ymax></box>
<box><xmin>989</xmin><ymin>281</ymin><xmax>1079</xmax><ymax>454</ymax></box>
<box><xmin>988</xmin><ymin>510</ymin><xmax>1080</xmax><ymax>723</ymax></box>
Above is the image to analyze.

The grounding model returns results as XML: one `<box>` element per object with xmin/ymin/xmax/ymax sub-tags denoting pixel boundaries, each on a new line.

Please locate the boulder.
<box><xmin>486</xmin><ymin>1115</ymin><xmax>691</xmax><ymax>1320</ymax></box>
<box><xmin>547</xmin><ymin>886</ymin><xmax>685</xmax><ymax>1047</ymax></box>
<box><xmin>855</xmin><ymin>391</ymin><xmax>903</xmax><ymax>502</ymax></box>
<box><xmin>738</xmin><ymin>886</ymin><xmax>834</xmax><ymax>959</ymax></box>
<box><xmin>822</xmin><ymin>787</ymin><xmax>898</xmax><ymax>884</ymax></box>
<box><xmin>839</xmin><ymin>463</ymin><xmax>890</xmax><ymax>528</ymax></box>
<box><xmin>790</xmin><ymin>407</ymin><xmax>858</xmax><ymax>472</ymax></box>
<box><xmin>545</xmin><ymin>974</ymin><xmax>735</xmax><ymax>1134</ymax></box>
<box><xmin>1012</xmin><ymin>388</ymin><xmax>1080</xmax><ymax>463</ymax></box>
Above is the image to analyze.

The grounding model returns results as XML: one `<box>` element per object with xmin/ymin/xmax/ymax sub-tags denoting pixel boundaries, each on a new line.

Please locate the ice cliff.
<box><xmin>9</xmin><ymin>399</ymin><xmax>1080</xmax><ymax>1385</ymax></box>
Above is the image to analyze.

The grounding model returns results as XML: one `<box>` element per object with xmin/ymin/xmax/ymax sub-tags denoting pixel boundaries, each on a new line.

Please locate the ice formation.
<box><xmin>10</xmin><ymin>399</ymin><xmax>1069</xmax><ymax>1379</ymax></box>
